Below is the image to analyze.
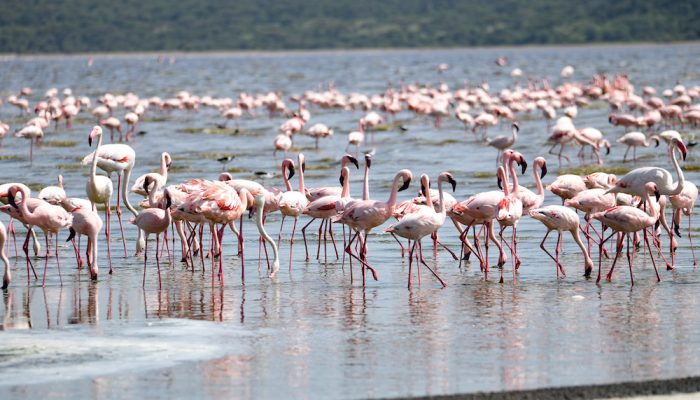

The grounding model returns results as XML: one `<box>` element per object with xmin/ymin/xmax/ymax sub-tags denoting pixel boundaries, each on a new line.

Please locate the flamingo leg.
<box><xmin>407</xmin><ymin>241</ymin><xmax>415</xmax><ymax>289</ymax></box>
<box><xmin>690</xmin><ymin>213</ymin><xmax>697</xmax><ymax>266</ymax></box>
<box><xmin>597</xmin><ymin>231</ymin><xmax>616</xmax><ymax>284</ymax></box>
<box><xmin>115</xmin><ymin>175</ymin><xmax>128</xmax><ymax>258</ymax></box>
<box><xmin>104</xmin><ymin>202</ymin><xmax>113</xmax><ymax>274</ymax></box>
<box><xmin>418</xmin><ymin>241</ymin><xmax>447</xmax><ymax>288</ymax></box>
<box><xmin>644</xmin><ymin>229</ymin><xmax>662</xmax><ymax>283</ymax></box>
<box><xmin>606</xmin><ymin>233</ymin><xmax>625</xmax><ymax>281</ymax></box>
<box><xmin>539</xmin><ymin>230</ymin><xmax>562</xmax><ymax>278</ymax></box>
<box><xmin>289</xmin><ymin>217</ymin><xmax>298</xmax><ymax>272</ymax></box>
<box><xmin>626</xmin><ymin>234</ymin><xmax>634</xmax><ymax>285</ymax></box>
<box><xmin>54</xmin><ymin>233</ymin><xmax>62</xmax><ymax>286</ymax></box>
<box><xmin>42</xmin><ymin>234</ymin><xmax>50</xmax><ymax>286</ymax></box>
<box><xmin>328</xmin><ymin>221</ymin><xmax>339</xmax><ymax>260</ymax></box>
<box><xmin>391</xmin><ymin>232</ymin><xmax>406</xmax><ymax>257</ymax></box>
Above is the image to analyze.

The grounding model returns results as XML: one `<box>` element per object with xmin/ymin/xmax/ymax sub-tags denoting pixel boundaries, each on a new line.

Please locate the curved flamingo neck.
<box><xmin>159</xmin><ymin>153</ymin><xmax>169</xmax><ymax>178</ymax></box>
<box><xmin>89</xmin><ymin>133</ymin><xmax>102</xmax><ymax>195</ymax></box>
<box><xmin>281</xmin><ymin>162</ymin><xmax>293</xmax><ymax>192</ymax></box>
<box><xmin>297</xmin><ymin>162</ymin><xmax>305</xmax><ymax>193</ymax></box>
<box><xmin>340</xmin><ymin>168</ymin><xmax>350</xmax><ymax>198</ymax></box>
<box><xmin>15</xmin><ymin>186</ymin><xmax>35</xmax><ymax>222</ymax></box>
<box><xmin>669</xmin><ymin>143</ymin><xmax>685</xmax><ymax>195</ymax></box>
<box><xmin>386</xmin><ymin>174</ymin><xmax>404</xmax><ymax>210</ymax></box>
<box><xmin>570</xmin><ymin>227</ymin><xmax>592</xmax><ymax>264</ymax></box>
<box><xmin>436</xmin><ymin>178</ymin><xmax>446</xmax><ymax>215</ymax></box>
<box><xmin>508</xmin><ymin>159</ymin><xmax>520</xmax><ymax>196</ymax></box>
<box><xmin>239</xmin><ymin>188</ymin><xmax>250</xmax><ymax>211</ymax></box>
<box><xmin>534</xmin><ymin>162</ymin><xmax>544</xmax><ymax>199</ymax></box>
<box><xmin>643</xmin><ymin>189</ymin><xmax>657</xmax><ymax>222</ymax></box>
<box><xmin>362</xmin><ymin>163</ymin><xmax>370</xmax><ymax>200</ymax></box>
<box><xmin>423</xmin><ymin>177</ymin><xmax>434</xmax><ymax>209</ymax></box>
<box><xmin>147</xmin><ymin>181</ymin><xmax>160</xmax><ymax>208</ymax></box>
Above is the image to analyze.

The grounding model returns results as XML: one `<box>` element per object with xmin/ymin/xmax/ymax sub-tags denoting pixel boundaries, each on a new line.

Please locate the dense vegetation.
<box><xmin>0</xmin><ymin>0</ymin><xmax>698</xmax><ymax>54</ymax></box>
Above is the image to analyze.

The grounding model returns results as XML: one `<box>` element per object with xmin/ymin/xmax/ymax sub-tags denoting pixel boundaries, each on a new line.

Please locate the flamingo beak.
<box><xmin>348</xmin><ymin>155</ymin><xmax>359</xmax><ymax>169</ymax></box>
<box><xmin>675</xmin><ymin>224</ymin><xmax>681</xmax><ymax>237</ymax></box>
<box><xmin>287</xmin><ymin>165</ymin><xmax>295</xmax><ymax>180</ymax></box>
<box><xmin>520</xmin><ymin>158</ymin><xmax>528</xmax><ymax>175</ymax></box>
<box><xmin>366</xmin><ymin>156</ymin><xmax>372</xmax><ymax>168</ymax></box>
<box><xmin>497</xmin><ymin>175</ymin><xmax>503</xmax><ymax>190</ymax></box>
<box><xmin>512</xmin><ymin>122</ymin><xmax>519</xmax><ymax>132</ymax></box>
<box><xmin>66</xmin><ymin>227</ymin><xmax>76</xmax><ymax>242</ymax></box>
<box><xmin>339</xmin><ymin>174</ymin><xmax>345</xmax><ymax>186</ymax></box>
<box><xmin>143</xmin><ymin>177</ymin><xmax>151</xmax><ymax>194</ymax></box>
<box><xmin>167</xmin><ymin>161</ymin><xmax>172</xmax><ymax>171</ymax></box>
<box><xmin>302</xmin><ymin>162</ymin><xmax>306</xmax><ymax>173</ymax></box>
<box><xmin>421</xmin><ymin>183</ymin><xmax>426</xmax><ymax>197</ymax></box>
<box><xmin>540</xmin><ymin>163</ymin><xmax>548</xmax><ymax>178</ymax></box>
<box><xmin>165</xmin><ymin>191</ymin><xmax>172</xmax><ymax>209</ymax></box>
<box><xmin>448</xmin><ymin>176</ymin><xmax>457</xmax><ymax>192</ymax></box>
<box><xmin>8</xmin><ymin>191</ymin><xmax>17</xmax><ymax>209</ymax></box>
<box><xmin>654</xmin><ymin>189</ymin><xmax>660</xmax><ymax>202</ymax></box>
<box><xmin>398</xmin><ymin>177</ymin><xmax>411</xmax><ymax>192</ymax></box>
<box><xmin>605</xmin><ymin>146</ymin><xmax>610</xmax><ymax>155</ymax></box>
<box><xmin>88</xmin><ymin>136</ymin><xmax>93</xmax><ymax>147</ymax></box>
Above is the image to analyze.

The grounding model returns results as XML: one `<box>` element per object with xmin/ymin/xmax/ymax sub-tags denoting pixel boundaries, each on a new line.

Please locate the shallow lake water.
<box><xmin>1</xmin><ymin>44</ymin><xmax>700</xmax><ymax>399</ymax></box>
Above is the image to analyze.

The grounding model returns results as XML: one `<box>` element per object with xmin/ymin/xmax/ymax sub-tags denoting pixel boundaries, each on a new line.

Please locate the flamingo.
<box><xmin>347</xmin><ymin>119</ymin><xmax>366</xmax><ymax>153</ymax></box>
<box><xmin>517</xmin><ymin>156</ymin><xmax>547</xmax><ymax>213</ymax></box>
<box><xmin>8</xmin><ymin>185</ymin><xmax>73</xmax><ymax>286</ymax></box>
<box><xmin>131</xmin><ymin>180</ymin><xmax>173</xmax><ymax>289</ymax></box>
<box><xmin>486</xmin><ymin>123</ymin><xmax>519</xmax><ymax>163</ymax></box>
<box><xmin>617</xmin><ymin>132</ymin><xmax>660</xmax><ymax>162</ymax></box>
<box><xmin>495</xmin><ymin>153</ymin><xmax>525</xmax><ymax>280</ymax></box>
<box><xmin>124</xmin><ymin>112</ymin><xmax>139</xmax><ymax>141</ymax></box>
<box><xmin>82</xmin><ymin>126</ymin><xmax>142</xmax><ymax>255</ymax></box>
<box><xmin>669</xmin><ymin>181</ymin><xmax>698</xmax><ymax>266</ymax></box>
<box><xmin>63</xmin><ymin>198</ymin><xmax>103</xmax><ymax>280</ymax></box>
<box><xmin>100</xmin><ymin>117</ymin><xmax>122</xmax><ymax>142</ymax></box>
<box><xmin>307</xmin><ymin>123</ymin><xmax>334</xmax><ymax>149</ymax></box>
<box><xmin>38</xmin><ymin>175</ymin><xmax>67</xmax><ymax>205</ymax></box>
<box><xmin>592</xmin><ymin>182</ymin><xmax>662</xmax><ymax>285</ymax></box>
<box><xmin>14</xmin><ymin>125</ymin><xmax>43</xmax><ymax>163</ymax></box>
<box><xmin>0</xmin><ymin>183</ymin><xmax>41</xmax><ymax>259</ymax></box>
<box><xmin>386</xmin><ymin>172</ymin><xmax>455</xmax><ymax>289</ymax></box>
<box><xmin>273</xmin><ymin>134</ymin><xmax>292</xmax><ymax>160</ymax></box>
<box><xmin>302</xmin><ymin>166</ymin><xmax>352</xmax><ymax>262</ymax></box>
<box><xmin>607</xmin><ymin>138</ymin><xmax>687</xmax><ymax>198</ymax></box>
<box><xmin>131</xmin><ymin>152</ymin><xmax>172</xmax><ymax>197</ymax></box>
<box><xmin>1</xmin><ymin>221</ymin><xmax>10</xmax><ymax>289</ymax></box>
<box><xmin>529</xmin><ymin>206</ymin><xmax>594</xmax><ymax>278</ymax></box>
<box><xmin>304</xmin><ymin>154</ymin><xmax>359</xmax><ymax>201</ymax></box>
<box><xmin>278</xmin><ymin>154</ymin><xmax>309</xmax><ymax>270</ymax></box>
<box><xmin>334</xmin><ymin>169</ymin><xmax>412</xmax><ymax>285</ymax></box>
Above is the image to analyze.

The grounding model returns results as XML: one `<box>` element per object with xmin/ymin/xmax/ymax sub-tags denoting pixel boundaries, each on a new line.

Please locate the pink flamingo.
<box><xmin>278</xmin><ymin>154</ymin><xmax>309</xmax><ymax>270</ymax></box>
<box><xmin>607</xmin><ymin>138</ymin><xmax>687</xmax><ymax>198</ymax></box>
<box><xmin>670</xmin><ymin>181</ymin><xmax>698</xmax><ymax>266</ymax></box>
<box><xmin>82</xmin><ymin>126</ymin><xmax>142</xmax><ymax>255</ymax></box>
<box><xmin>8</xmin><ymin>185</ymin><xmax>73</xmax><ymax>286</ymax></box>
<box><xmin>529</xmin><ymin>205</ymin><xmax>594</xmax><ymax>278</ymax></box>
<box><xmin>346</xmin><ymin>119</ymin><xmax>366</xmax><ymax>153</ymax></box>
<box><xmin>546</xmin><ymin>174</ymin><xmax>586</xmax><ymax>203</ymax></box>
<box><xmin>131</xmin><ymin>152</ymin><xmax>172</xmax><ymax>197</ymax></box>
<box><xmin>0</xmin><ymin>183</ymin><xmax>41</xmax><ymax>260</ymax></box>
<box><xmin>486</xmin><ymin>123</ymin><xmax>519</xmax><ymax>163</ymax></box>
<box><xmin>273</xmin><ymin>133</ymin><xmax>292</xmax><ymax>160</ymax></box>
<box><xmin>518</xmin><ymin>156</ymin><xmax>547</xmax><ymax>213</ymax></box>
<box><xmin>38</xmin><ymin>175</ymin><xmax>66</xmax><ymax>206</ymax></box>
<box><xmin>592</xmin><ymin>182</ymin><xmax>662</xmax><ymax>285</ymax></box>
<box><xmin>100</xmin><ymin>117</ymin><xmax>122</xmax><ymax>142</ymax></box>
<box><xmin>63</xmin><ymin>198</ymin><xmax>103</xmax><ymax>280</ymax></box>
<box><xmin>14</xmin><ymin>124</ymin><xmax>43</xmax><ymax>163</ymax></box>
<box><xmin>386</xmin><ymin>172</ymin><xmax>454</xmax><ymax>289</ymax></box>
<box><xmin>131</xmin><ymin>181</ymin><xmax>173</xmax><ymax>289</ymax></box>
<box><xmin>304</xmin><ymin>154</ymin><xmax>359</xmax><ymax>201</ymax></box>
<box><xmin>496</xmin><ymin>158</ymin><xmax>524</xmax><ymax>282</ymax></box>
<box><xmin>616</xmin><ymin>132</ymin><xmax>660</xmax><ymax>162</ymax></box>
<box><xmin>302</xmin><ymin>166</ymin><xmax>352</xmax><ymax>262</ymax></box>
<box><xmin>334</xmin><ymin>169</ymin><xmax>413</xmax><ymax>286</ymax></box>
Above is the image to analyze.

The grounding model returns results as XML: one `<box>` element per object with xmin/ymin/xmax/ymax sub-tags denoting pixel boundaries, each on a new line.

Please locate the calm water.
<box><xmin>1</xmin><ymin>44</ymin><xmax>700</xmax><ymax>399</ymax></box>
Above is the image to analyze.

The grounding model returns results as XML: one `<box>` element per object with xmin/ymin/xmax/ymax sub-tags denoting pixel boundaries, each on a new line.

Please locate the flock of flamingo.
<box><xmin>0</xmin><ymin>63</ymin><xmax>698</xmax><ymax>290</ymax></box>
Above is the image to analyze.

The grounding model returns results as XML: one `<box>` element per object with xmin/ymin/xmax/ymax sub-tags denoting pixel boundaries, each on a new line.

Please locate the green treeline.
<box><xmin>0</xmin><ymin>0</ymin><xmax>697</xmax><ymax>53</ymax></box>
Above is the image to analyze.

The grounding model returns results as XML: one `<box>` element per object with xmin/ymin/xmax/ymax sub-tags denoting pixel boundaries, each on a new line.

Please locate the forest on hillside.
<box><xmin>0</xmin><ymin>0</ymin><xmax>697</xmax><ymax>53</ymax></box>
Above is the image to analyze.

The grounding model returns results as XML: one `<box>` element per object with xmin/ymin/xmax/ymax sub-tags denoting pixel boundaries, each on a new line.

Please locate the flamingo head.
<box><xmin>536</xmin><ymin>157</ymin><xmax>547</xmax><ymax>178</ymax></box>
<box><xmin>218</xmin><ymin>172</ymin><xmax>233</xmax><ymax>182</ymax></box>
<box><xmin>512</xmin><ymin>122</ymin><xmax>519</xmax><ymax>132</ymax></box>
<box><xmin>419</xmin><ymin>174</ymin><xmax>430</xmax><ymax>197</ymax></box>
<box><xmin>298</xmin><ymin>153</ymin><xmax>306</xmax><ymax>173</ymax></box>
<box><xmin>364</xmin><ymin>152</ymin><xmax>372</xmax><ymax>168</ymax></box>
<box><xmin>163</xmin><ymin>189</ymin><xmax>172</xmax><ymax>210</ymax></box>
<box><xmin>143</xmin><ymin>175</ymin><xmax>153</xmax><ymax>195</ymax></box>
<box><xmin>673</xmin><ymin>138</ymin><xmax>688</xmax><ymax>161</ymax></box>
<box><xmin>163</xmin><ymin>152</ymin><xmax>173</xmax><ymax>170</ymax></box>
<box><xmin>88</xmin><ymin>125</ymin><xmax>102</xmax><ymax>146</ymax></box>
<box><xmin>397</xmin><ymin>169</ymin><xmax>412</xmax><ymax>192</ymax></box>
<box><xmin>505</xmin><ymin>149</ymin><xmax>528</xmax><ymax>174</ymax></box>
<box><xmin>439</xmin><ymin>172</ymin><xmax>457</xmax><ymax>192</ymax></box>
<box><xmin>341</xmin><ymin>154</ymin><xmax>359</xmax><ymax>169</ymax></box>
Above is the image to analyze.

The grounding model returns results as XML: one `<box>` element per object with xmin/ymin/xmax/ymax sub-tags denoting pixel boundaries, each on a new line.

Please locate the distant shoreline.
<box><xmin>1</xmin><ymin>40</ymin><xmax>699</xmax><ymax>60</ymax></box>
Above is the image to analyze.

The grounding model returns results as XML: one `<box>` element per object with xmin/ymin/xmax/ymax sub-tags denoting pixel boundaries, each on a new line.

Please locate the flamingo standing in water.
<box><xmin>38</xmin><ymin>175</ymin><xmax>66</xmax><ymax>205</ymax></box>
<box><xmin>670</xmin><ymin>181</ymin><xmax>698</xmax><ymax>266</ymax></box>
<box><xmin>8</xmin><ymin>185</ymin><xmax>73</xmax><ymax>286</ymax></box>
<box><xmin>63</xmin><ymin>198</ymin><xmax>103</xmax><ymax>280</ymax></box>
<box><xmin>386</xmin><ymin>172</ymin><xmax>455</xmax><ymax>289</ymax></box>
<box><xmin>334</xmin><ymin>169</ymin><xmax>412</xmax><ymax>286</ymax></box>
<box><xmin>495</xmin><ymin>156</ymin><xmax>524</xmax><ymax>282</ymax></box>
<box><xmin>131</xmin><ymin>152</ymin><xmax>172</xmax><ymax>197</ymax></box>
<box><xmin>82</xmin><ymin>126</ymin><xmax>142</xmax><ymax>256</ymax></box>
<box><xmin>517</xmin><ymin>156</ymin><xmax>547</xmax><ymax>213</ymax></box>
<box><xmin>278</xmin><ymin>154</ymin><xmax>309</xmax><ymax>270</ymax></box>
<box><xmin>592</xmin><ymin>182</ymin><xmax>662</xmax><ymax>285</ymax></box>
<box><xmin>529</xmin><ymin>205</ymin><xmax>593</xmax><ymax>279</ymax></box>
<box><xmin>131</xmin><ymin>179</ymin><xmax>172</xmax><ymax>288</ymax></box>
<box><xmin>617</xmin><ymin>132</ymin><xmax>660</xmax><ymax>162</ymax></box>
<box><xmin>486</xmin><ymin>123</ymin><xmax>519</xmax><ymax>163</ymax></box>
<box><xmin>1</xmin><ymin>221</ymin><xmax>10</xmax><ymax>289</ymax></box>
<box><xmin>14</xmin><ymin>124</ymin><xmax>43</xmax><ymax>163</ymax></box>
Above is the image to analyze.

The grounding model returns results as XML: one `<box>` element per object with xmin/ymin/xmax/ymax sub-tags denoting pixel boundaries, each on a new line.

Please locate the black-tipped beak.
<box><xmin>365</xmin><ymin>156</ymin><xmax>372</xmax><ymax>169</ymax></box>
<box><xmin>8</xmin><ymin>192</ymin><xmax>17</xmax><ymax>209</ymax></box>
<box><xmin>605</xmin><ymin>146</ymin><xmax>610</xmax><ymax>155</ymax></box>
<box><xmin>540</xmin><ymin>163</ymin><xmax>548</xmax><ymax>178</ymax></box>
<box><xmin>143</xmin><ymin>177</ymin><xmax>151</xmax><ymax>194</ymax></box>
<box><xmin>655</xmin><ymin>220</ymin><xmax>660</xmax><ymax>231</ymax></box>
<box><xmin>165</xmin><ymin>191</ymin><xmax>172</xmax><ymax>209</ymax></box>
<box><xmin>421</xmin><ymin>183</ymin><xmax>427</xmax><ymax>197</ymax></box>
<box><xmin>654</xmin><ymin>138</ymin><xmax>660</xmax><ymax>148</ymax></box>
<box><xmin>167</xmin><ymin>162</ymin><xmax>172</xmax><ymax>171</ymax></box>
<box><xmin>66</xmin><ymin>227</ymin><xmax>76</xmax><ymax>242</ymax></box>
<box><xmin>398</xmin><ymin>178</ymin><xmax>411</xmax><ymax>192</ymax></box>
<box><xmin>512</xmin><ymin>123</ymin><xmax>519</xmax><ymax>132</ymax></box>
<box><xmin>654</xmin><ymin>189</ymin><xmax>660</xmax><ymax>202</ymax></box>
<box><xmin>288</xmin><ymin>165</ymin><xmax>295</xmax><ymax>180</ymax></box>
<box><xmin>339</xmin><ymin>174</ymin><xmax>345</xmax><ymax>186</ymax></box>
<box><xmin>682</xmin><ymin>149</ymin><xmax>687</xmax><ymax>161</ymax></box>
<box><xmin>675</xmin><ymin>224</ymin><xmax>681</xmax><ymax>237</ymax></box>
<box><xmin>520</xmin><ymin>159</ymin><xmax>528</xmax><ymax>175</ymax></box>
<box><xmin>497</xmin><ymin>175</ymin><xmax>503</xmax><ymax>190</ymax></box>
<box><xmin>302</xmin><ymin>162</ymin><xmax>306</xmax><ymax>173</ymax></box>
<box><xmin>348</xmin><ymin>155</ymin><xmax>359</xmax><ymax>169</ymax></box>
<box><xmin>448</xmin><ymin>176</ymin><xmax>457</xmax><ymax>192</ymax></box>
<box><xmin>88</xmin><ymin>137</ymin><xmax>93</xmax><ymax>147</ymax></box>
